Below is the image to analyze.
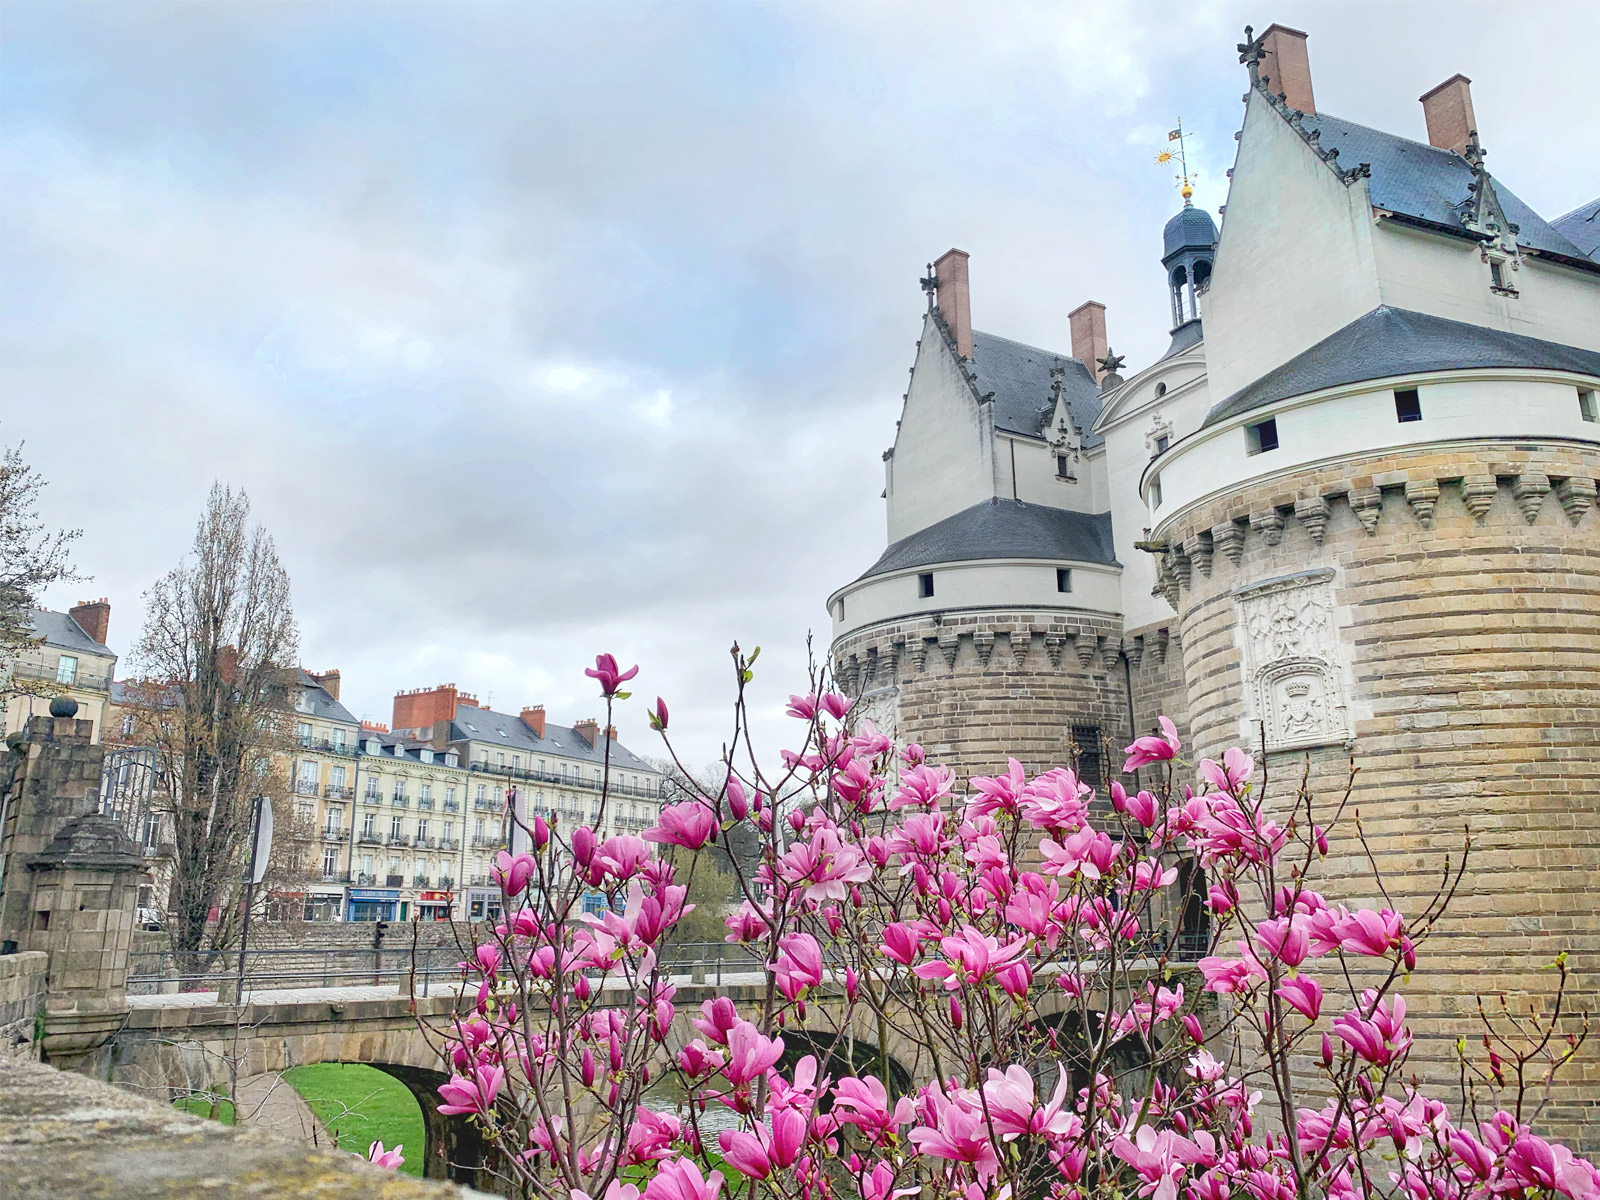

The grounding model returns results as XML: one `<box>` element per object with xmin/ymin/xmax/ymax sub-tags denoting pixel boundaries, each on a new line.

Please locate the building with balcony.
<box><xmin>4</xmin><ymin>602</ymin><xmax>117</xmax><ymax>741</ymax></box>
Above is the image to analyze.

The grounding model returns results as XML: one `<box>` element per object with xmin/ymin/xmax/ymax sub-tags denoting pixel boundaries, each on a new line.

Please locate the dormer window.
<box><xmin>366</xmin><ymin>739</ymin><xmax>381</xmax><ymax>754</ymax></box>
<box><xmin>445</xmin><ymin>752</ymin><xmax>459</xmax><ymax>767</ymax></box>
<box><xmin>1489</xmin><ymin>257</ymin><xmax>1518</xmax><ymax>296</ymax></box>
<box><xmin>420</xmin><ymin>748</ymin><xmax>434</xmax><ymax>763</ymax></box>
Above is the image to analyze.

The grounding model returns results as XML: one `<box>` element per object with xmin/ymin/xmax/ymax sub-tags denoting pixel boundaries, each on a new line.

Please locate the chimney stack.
<box><xmin>933</xmin><ymin>248</ymin><xmax>973</xmax><ymax>359</ymax></box>
<box><xmin>1419</xmin><ymin>74</ymin><xmax>1477</xmax><ymax>155</ymax></box>
<box><xmin>69</xmin><ymin>599</ymin><xmax>110</xmax><ymax>647</ymax></box>
<box><xmin>1259</xmin><ymin>24</ymin><xmax>1315</xmax><ymax>114</ymax></box>
<box><xmin>521</xmin><ymin>706</ymin><xmax>546</xmax><ymax>738</ymax></box>
<box><xmin>605</xmin><ymin>724</ymin><xmax>618</xmax><ymax>740</ymax></box>
<box><xmin>574</xmin><ymin>718</ymin><xmax>600</xmax><ymax>748</ymax></box>
<box><xmin>1068</xmin><ymin>302</ymin><xmax>1109</xmax><ymax>383</ymax></box>
<box><xmin>309</xmin><ymin>668</ymin><xmax>341</xmax><ymax>700</ymax></box>
<box><xmin>393</xmin><ymin>684</ymin><xmax>473</xmax><ymax>736</ymax></box>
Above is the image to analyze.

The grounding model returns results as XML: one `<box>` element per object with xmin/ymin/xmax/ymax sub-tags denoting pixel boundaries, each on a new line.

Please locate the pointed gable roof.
<box><xmin>966</xmin><ymin>331</ymin><xmax>1105</xmax><ymax>447</ymax></box>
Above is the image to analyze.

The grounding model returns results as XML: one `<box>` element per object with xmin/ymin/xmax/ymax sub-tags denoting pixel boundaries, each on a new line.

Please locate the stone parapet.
<box><xmin>0</xmin><ymin>952</ymin><xmax>47</xmax><ymax>1060</ymax></box>
<box><xmin>0</xmin><ymin>1052</ymin><xmax>489</xmax><ymax>1198</ymax></box>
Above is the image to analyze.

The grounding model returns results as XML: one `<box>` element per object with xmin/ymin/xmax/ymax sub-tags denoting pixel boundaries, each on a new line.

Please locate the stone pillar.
<box><xmin>0</xmin><ymin>701</ymin><xmax>142</xmax><ymax>1073</ymax></box>
<box><xmin>23</xmin><ymin>814</ymin><xmax>143</xmax><ymax>1070</ymax></box>
<box><xmin>0</xmin><ymin>706</ymin><xmax>106</xmax><ymax>949</ymax></box>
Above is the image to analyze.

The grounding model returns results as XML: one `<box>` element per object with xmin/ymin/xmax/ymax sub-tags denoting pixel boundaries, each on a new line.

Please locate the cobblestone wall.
<box><xmin>1156</xmin><ymin>441</ymin><xmax>1600</xmax><ymax>1151</ymax></box>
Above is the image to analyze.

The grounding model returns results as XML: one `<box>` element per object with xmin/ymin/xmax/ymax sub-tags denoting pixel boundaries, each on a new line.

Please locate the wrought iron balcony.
<box><xmin>387</xmin><ymin>833</ymin><xmax>412</xmax><ymax>847</ymax></box>
<box><xmin>323</xmin><ymin>785</ymin><xmax>355</xmax><ymax>799</ymax></box>
<box><xmin>385</xmin><ymin>874</ymin><xmax>404</xmax><ymax>887</ymax></box>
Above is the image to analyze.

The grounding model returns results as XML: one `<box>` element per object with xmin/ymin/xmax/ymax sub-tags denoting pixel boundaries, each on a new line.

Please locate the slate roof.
<box><xmin>1163</xmin><ymin>204</ymin><xmax>1218</xmax><ymax>260</ymax></box>
<box><xmin>859</xmin><ymin>499</ymin><xmax>1117</xmax><ymax>580</ymax></box>
<box><xmin>27</xmin><ymin>608</ymin><xmax>114</xmax><ymax>657</ymax></box>
<box><xmin>1300</xmin><ymin>113</ymin><xmax>1588</xmax><ymax>262</ymax></box>
<box><xmin>1553</xmin><ymin>199</ymin><xmax>1600</xmax><ymax>262</ymax></box>
<box><xmin>448</xmin><ymin>705</ymin><xmax>658</xmax><ymax>773</ymax></box>
<box><xmin>968</xmin><ymin>331</ymin><xmax>1105</xmax><ymax>448</ymax></box>
<box><xmin>1161</xmin><ymin>318</ymin><xmax>1205</xmax><ymax>361</ymax></box>
<box><xmin>293</xmin><ymin>669</ymin><xmax>359</xmax><ymax>726</ymax></box>
<box><xmin>1205</xmin><ymin>306</ymin><xmax>1600</xmax><ymax>427</ymax></box>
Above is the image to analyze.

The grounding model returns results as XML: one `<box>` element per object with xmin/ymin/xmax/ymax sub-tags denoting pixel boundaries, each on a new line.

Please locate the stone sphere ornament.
<box><xmin>48</xmin><ymin>696</ymin><xmax>80</xmax><ymax>718</ymax></box>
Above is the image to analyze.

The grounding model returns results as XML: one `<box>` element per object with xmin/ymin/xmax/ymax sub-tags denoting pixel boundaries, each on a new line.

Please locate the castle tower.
<box><xmin>827</xmin><ymin>252</ymin><xmax>1130</xmax><ymax>783</ymax></box>
<box><xmin>1146</xmin><ymin>31</ymin><xmax>1600</xmax><ymax>1148</ymax></box>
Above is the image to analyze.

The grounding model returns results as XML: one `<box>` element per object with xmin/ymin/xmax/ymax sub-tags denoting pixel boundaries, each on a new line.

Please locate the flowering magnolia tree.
<box><xmin>412</xmin><ymin>648</ymin><xmax>1595</xmax><ymax>1200</ymax></box>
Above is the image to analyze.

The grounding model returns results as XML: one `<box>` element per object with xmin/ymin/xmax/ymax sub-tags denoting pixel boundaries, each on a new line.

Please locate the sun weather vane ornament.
<box><xmin>1155</xmin><ymin>120</ymin><xmax>1197</xmax><ymax>202</ymax></box>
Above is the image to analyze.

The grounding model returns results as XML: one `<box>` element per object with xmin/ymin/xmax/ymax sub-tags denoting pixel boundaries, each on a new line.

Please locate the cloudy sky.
<box><xmin>6</xmin><ymin>0</ymin><xmax>1596</xmax><ymax>766</ymax></box>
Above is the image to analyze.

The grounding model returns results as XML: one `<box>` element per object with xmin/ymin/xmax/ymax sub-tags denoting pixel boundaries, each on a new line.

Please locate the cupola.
<box><xmin>1160</xmin><ymin>197</ymin><xmax>1218</xmax><ymax>332</ymax></box>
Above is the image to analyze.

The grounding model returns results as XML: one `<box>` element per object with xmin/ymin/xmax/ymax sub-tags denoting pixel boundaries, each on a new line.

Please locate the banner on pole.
<box><xmin>250</xmin><ymin>796</ymin><xmax>274</xmax><ymax>884</ymax></box>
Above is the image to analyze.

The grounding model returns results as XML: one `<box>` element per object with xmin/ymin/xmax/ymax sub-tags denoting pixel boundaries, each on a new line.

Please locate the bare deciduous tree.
<box><xmin>129</xmin><ymin>483</ymin><xmax>299</xmax><ymax>974</ymax></box>
<box><xmin>0</xmin><ymin>441</ymin><xmax>82</xmax><ymax>705</ymax></box>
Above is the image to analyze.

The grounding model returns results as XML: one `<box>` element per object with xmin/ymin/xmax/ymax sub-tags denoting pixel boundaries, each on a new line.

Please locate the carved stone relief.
<box><xmin>1233</xmin><ymin>568</ymin><xmax>1352</xmax><ymax>751</ymax></box>
<box><xmin>854</xmin><ymin>687</ymin><xmax>900</xmax><ymax>744</ymax></box>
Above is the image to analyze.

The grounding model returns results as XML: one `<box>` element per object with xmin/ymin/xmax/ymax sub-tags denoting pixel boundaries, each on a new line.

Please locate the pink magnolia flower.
<box><xmin>981</xmin><ymin>1064</ymin><xmax>1078</xmax><ymax>1141</ymax></box>
<box><xmin>1197</xmin><ymin>948</ymin><xmax>1268</xmax><ymax>994</ymax></box>
<box><xmin>831</xmin><ymin>1076</ymin><xmax>915</xmax><ymax>1144</ymax></box>
<box><xmin>819</xmin><ymin>692</ymin><xmax>852</xmax><ymax>720</ymax></box>
<box><xmin>880</xmin><ymin>922</ymin><xmax>922</xmax><ymax>966</ymax></box>
<box><xmin>1275</xmin><ymin>975</ymin><xmax>1323</xmax><ymax>1021</ymax></box>
<box><xmin>1331</xmin><ymin>907</ymin><xmax>1404</xmax><ymax>957</ymax></box>
<box><xmin>908</xmin><ymin>1089</ymin><xmax>1001</xmax><ymax>1181</ymax></box>
<box><xmin>773</xmin><ymin>932</ymin><xmax>824</xmax><ymax>1001</ymax></box>
<box><xmin>1123</xmin><ymin>715</ymin><xmax>1181</xmax><ymax>772</ymax></box>
<box><xmin>585</xmin><ymin>652</ymin><xmax>639</xmax><ymax>697</ymax></box>
<box><xmin>677</xmin><ymin>1040</ymin><xmax>724</xmax><ymax>1078</ymax></box>
<box><xmin>1332</xmin><ymin>993</ymin><xmax>1411</xmax><ymax>1066</ymax></box>
<box><xmin>776</xmin><ymin>825</ymin><xmax>871</xmax><ymax>904</ymax></box>
<box><xmin>692</xmin><ymin>996</ymin><xmax>740</xmax><ymax>1044</ymax></box>
<box><xmin>573</xmin><ymin>1185</ymin><xmax>641</xmax><ymax>1200</ymax></box>
<box><xmin>723</xmin><ymin>1019</ymin><xmax>784</xmax><ymax>1085</ymax></box>
<box><xmin>366</xmin><ymin>1140</ymin><xmax>404</xmax><ymax>1169</ymax></box>
<box><xmin>1254</xmin><ymin>916</ymin><xmax>1311</xmax><ymax>967</ymax></box>
<box><xmin>785</xmin><ymin>693</ymin><xmax>819</xmax><ymax>720</ymax></box>
<box><xmin>1198</xmin><ymin>746</ymin><xmax>1254</xmax><ymax>793</ymax></box>
<box><xmin>644</xmin><ymin>1158</ymin><xmax>724</xmax><ymax>1200</ymax></box>
<box><xmin>911</xmin><ymin>927</ymin><xmax>1028</xmax><ymax>990</ymax></box>
<box><xmin>625</xmin><ymin>1109</ymin><xmax>682</xmax><ymax>1165</ymax></box>
<box><xmin>649</xmin><ymin>696</ymin><xmax>669</xmax><ymax>730</ymax></box>
<box><xmin>725</xmin><ymin>776</ymin><xmax>749</xmax><ymax>821</ymax></box>
<box><xmin>1111</xmin><ymin>1125</ymin><xmax>1212</xmax><ymax>1200</ymax></box>
<box><xmin>717</xmin><ymin>1109</ymin><xmax>806</xmax><ymax>1179</ymax></box>
<box><xmin>724</xmin><ymin>901</ymin><xmax>771</xmax><ymax>943</ymax></box>
<box><xmin>1020</xmin><ymin>767</ymin><xmax>1092</xmax><ymax>831</ymax></box>
<box><xmin>438</xmin><ymin>1063</ymin><xmax>503</xmax><ymax>1115</ymax></box>
<box><xmin>1039</xmin><ymin>828</ymin><xmax>1120</xmax><ymax>880</ymax></box>
<box><xmin>492</xmin><ymin>851</ymin><xmax>536</xmax><ymax>896</ymax></box>
<box><xmin>644</xmin><ymin>800</ymin><xmax>718</xmax><ymax>850</ymax></box>
<box><xmin>889</xmin><ymin>763</ymin><xmax>956</xmax><ymax>811</ymax></box>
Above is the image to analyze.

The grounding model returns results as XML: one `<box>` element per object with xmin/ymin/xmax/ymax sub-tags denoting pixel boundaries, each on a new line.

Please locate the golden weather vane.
<box><xmin>1154</xmin><ymin>120</ymin><xmax>1196</xmax><ymax>202</ymax></box>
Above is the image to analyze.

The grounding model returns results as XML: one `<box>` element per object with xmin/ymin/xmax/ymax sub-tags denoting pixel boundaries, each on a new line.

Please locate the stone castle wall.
<box><xmin>834</xmin><ymin>609</ymin><xmax>1131</xmax><ymax>782</ymax></box>
<box><xmin>1125</xmin><ymin>618</ymin><xmax>1190</xmax><ymax>749</ymax></box>
<box><xmin>1156</xmin><ymin>440</ymin><xmax>1600</xmax><ymax>1150</ymax></box>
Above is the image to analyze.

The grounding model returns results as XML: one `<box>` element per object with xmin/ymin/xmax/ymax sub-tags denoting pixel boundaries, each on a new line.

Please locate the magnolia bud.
<box><xmin>1321</xmin><ymin>1033</ymin><xmax>1334</xmax><ymax>1068</ymax></box>
<box><xmin>572</xmin><ymin>826</ymin><xmax>597</xmax><ymax>867</ymax></box>
<box><xmin>533</xmin><ymin>814</ymin><xmax>550</xmax><ymax>850</ymax></box>
<box><xmin>727</xmin><ymin>777</ymin><xmax>749</xmax><ymax>821</ymax></box>
<box><xmin>575</xmin><ymin>973</ymin><xmax>591</xmax><ymax>1001</ymax></box>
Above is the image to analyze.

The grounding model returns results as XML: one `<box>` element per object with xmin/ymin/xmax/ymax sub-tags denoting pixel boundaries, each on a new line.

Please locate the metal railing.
<box><xmin>391</xmin><ymin>796</ymin><xmax>409</xmax><ymax>808</ymax></box>
<box><xmin>12</xmin><ymin>660</ymin><xmax>114</xmax><ymax>691</ymax></box>
<box><xmin>324</xmin><ymin>785</ymin><xmax>355</xmax><ymax>799</ymax></box>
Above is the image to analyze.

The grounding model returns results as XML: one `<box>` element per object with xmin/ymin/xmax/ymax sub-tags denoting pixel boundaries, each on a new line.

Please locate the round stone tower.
<box><xmin>1146</xmin><ymin>313</ymin><xmax>1600</xmax><ymax>1146</ymax></box>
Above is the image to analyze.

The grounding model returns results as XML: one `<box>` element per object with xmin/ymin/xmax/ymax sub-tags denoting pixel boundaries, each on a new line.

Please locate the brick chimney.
<box><xmin>1419</xmin><ymin>74</ymin><xmax>1476</xmax><ymax>155</ymax></box>
<box><xmin>308</xmin><ymin>668</ymin><xmax>341</xmax><ymax>700</ymax></box>
<box><xmin>1068</xmin><ymin>301</ymin><xmax>1109</xmax><ymax>383</ymax></box>
<box><xmin>574</xmin><ymin>718</ymin><xmax>600</xmax><ymax>748</ymax></box>
<box><xmin>933</xmin><ymin>248</ymin><xmax>972</xmax><ymax>359</ymax></box>
<box><xmin>521</xmin><ymin>705</ymin><xmax>546</xmax><ymax>738</ymax></box>
<box><xmin>1259</xmin><ymin>24</ymin><xmax>1315</xmax><ymax>114</ymax></box>
<box><xmin>393</xmin><ymin>684</ymin><xmax>473</xmax><ymax>736</ymax></box>
<box><xmin>69</xmin><ymin>599</ymin><xmax>110</xmax><ymax>647</ymax></box>
<box><xmin>604</xmin><ymin>724</ymin><xmax>618</xmax><ymax>740</ymax></box>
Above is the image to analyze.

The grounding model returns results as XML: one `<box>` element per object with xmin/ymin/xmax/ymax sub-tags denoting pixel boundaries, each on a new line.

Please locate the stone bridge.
<box><xmin>105</xmin><ymin>962</ymin><xmax>1162</xmax><ymax>1190</ymax></box>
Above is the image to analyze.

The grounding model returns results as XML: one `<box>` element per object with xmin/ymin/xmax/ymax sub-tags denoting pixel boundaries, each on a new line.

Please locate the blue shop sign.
<box><xmin>348</xmin><ymin>889</ymin><xmax>400</xmax><ymax>900</ymax></box>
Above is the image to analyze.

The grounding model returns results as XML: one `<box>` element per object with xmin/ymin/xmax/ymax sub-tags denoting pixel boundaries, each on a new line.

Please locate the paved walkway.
<box><xmin>235</xmin><ymin>1071</ymin><xmax>328</xmax><ymax>1144</ymax></box>
<box><xmin>128</xmin><ymin>983</ymin><xmax>405</xmax><ymax>1009</ymax></box>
